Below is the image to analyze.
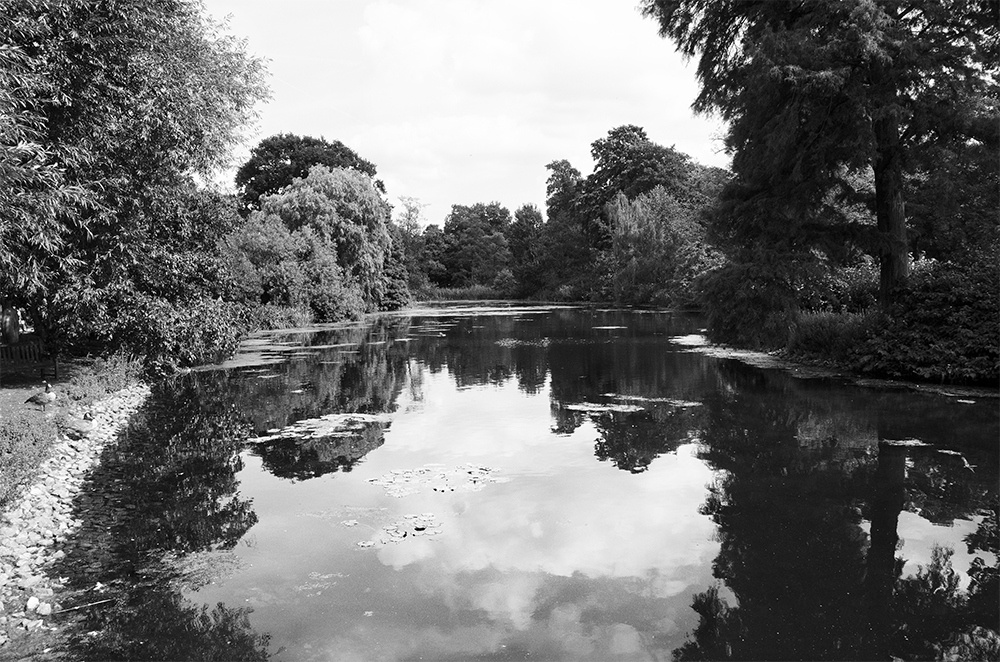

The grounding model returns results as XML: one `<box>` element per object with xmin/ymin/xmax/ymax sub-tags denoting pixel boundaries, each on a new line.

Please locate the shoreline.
<box><xmin>0</xmin><ymin>383</ymin><xmax>150</xmax><ymax>647</ymax></box>
<box><xmin>670</xmin><ymin>333</ymin><xmax>999</xmax><ymax>400</ymax></box>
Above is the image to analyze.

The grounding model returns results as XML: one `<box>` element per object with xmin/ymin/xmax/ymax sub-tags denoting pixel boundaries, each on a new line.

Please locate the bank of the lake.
<box><xmin>671</xmin><ymin>333</ymin><xmax>999</xmax><ymax>400</ymax></box>
<box><xmin>0</xmin><ymin>384</ymin><xmax>150</xmax><ymax>651</ymax></box>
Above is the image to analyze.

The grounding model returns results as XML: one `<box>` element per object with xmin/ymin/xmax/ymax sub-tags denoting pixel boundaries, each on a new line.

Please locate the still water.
<box><xmin>55</xmin><ymin>304</ymin><xmax>998</xmax><ymax>661</ymax></box>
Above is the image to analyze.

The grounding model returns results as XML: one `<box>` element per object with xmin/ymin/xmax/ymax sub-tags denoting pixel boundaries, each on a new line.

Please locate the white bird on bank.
<box><xmin>25</xmin><ymin>382</ymin><xmax>56</xmax><ymax>411</ymax></box>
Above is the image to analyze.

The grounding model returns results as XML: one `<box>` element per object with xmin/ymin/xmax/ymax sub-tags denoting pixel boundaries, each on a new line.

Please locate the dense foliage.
<box><xmin>401</xmin><ymin>126</ymin><xmax>728</xmax><ymax>304</ymax></box>
<box><xmin>220</xmin><ymin>164</ymin><xmax>405</xmax><ymax>322</ymax></box>
<box><xmin>848</xmin><ymin>256</ymin><xmax>999</xmax><ymax>384</ymax></box>
<box><xmin>0</xmin><ymin>2</ymin><xmax>413</xmax><ymax>373</ymax></box>
<box><xmin>234</xmin><ymin>133</ymin><xmax>383</xmax><ymax>214</ymax></box>
<box><xmin>635</xmin><ymin>0</ymin><xmax>998</xmax><ymax>383</ymax></box>
<box><xmin>606</xmin><ymin>187</ymin><xmax>723</xmax><ymax>307</ymax></box>
<box><xmin>641</xmin><ymin>0</ymin><xmax>998</xmax><ymax>306</ymax></box>
<box><xmin>1</xmin><ymin>0</ymin><xmax>991</xmax><ymax>386</ymax></box>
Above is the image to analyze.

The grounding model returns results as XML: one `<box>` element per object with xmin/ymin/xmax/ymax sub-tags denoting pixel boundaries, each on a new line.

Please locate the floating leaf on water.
<box><xmin>601</xmin><ymin>394</ymin><xmax>702</xmax><ymax>407</ymax></box>
<box><xmin>669</xmin><ymin>334</ymin><xmax>709</xmax><ymax>346</ymax></box>
<box><xmin>248</xmin><ymin>413</ymin><xmax>392</xmax><ymax>444</ymax></box>
<box><xmin>368</xmin><ymin>464</ymin><xmax>507</xmax><ymax>497</ymax></box>
<box><xmin>882</xmin><ymin>438</ymin><xmax>930</xmax><ymax>447</ymax></box>
<box><xmin>563</xmin><ymin>402</ymin><xmax>644</xmax><ymax>414</ymax></box>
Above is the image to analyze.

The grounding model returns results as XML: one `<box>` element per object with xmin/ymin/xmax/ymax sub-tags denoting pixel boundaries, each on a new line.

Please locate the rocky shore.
<box><xmin>0</xmin><ymin>384</ymin><xmax>150</xmax><ymax>646</ymax></box>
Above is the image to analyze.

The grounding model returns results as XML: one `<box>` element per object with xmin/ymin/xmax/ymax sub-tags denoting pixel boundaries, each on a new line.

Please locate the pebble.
<box><xmin>0</xmin><ymin>384</ymin><xmax>150</xmax><ymax>643</ymax></box>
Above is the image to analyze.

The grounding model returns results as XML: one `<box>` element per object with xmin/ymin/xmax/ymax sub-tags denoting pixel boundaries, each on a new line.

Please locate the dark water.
<box><xmin>53</xmin><ymin>304</ymin><xmax>998</xmax><ymax>661</ymax></box>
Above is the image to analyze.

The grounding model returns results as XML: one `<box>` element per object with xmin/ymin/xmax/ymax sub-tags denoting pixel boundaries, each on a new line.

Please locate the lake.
<box><xmin>55</xmin><ymin>303</ymin><xmax>998</xmax><ymax>661</ymax></box>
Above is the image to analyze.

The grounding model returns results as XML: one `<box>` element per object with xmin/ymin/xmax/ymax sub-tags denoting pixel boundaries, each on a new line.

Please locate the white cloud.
<box><xmin>204</xmin><ymin>0</ymin><xmax>729</xmax><ymax>225</ymax></box>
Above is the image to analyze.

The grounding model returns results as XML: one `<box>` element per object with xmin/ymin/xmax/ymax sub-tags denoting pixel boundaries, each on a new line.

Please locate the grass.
<box><xmin>786</xmin><ymin>310</ymin><xmax>880</xmax><ymax>362</ymax></box>
<box><xmin>0</xmin><ymin>351</ymin><xmax>145</xmax><ymax>510</ymax></box>
<box><xmin>0</xmin><ymin>412</ymin><xmax>58</xmax><ymax>509</ymax></box>
<box><xmin>415</xmin><ymin>284</ymin><xmax>503</xmax><ymax>301</ymax></box>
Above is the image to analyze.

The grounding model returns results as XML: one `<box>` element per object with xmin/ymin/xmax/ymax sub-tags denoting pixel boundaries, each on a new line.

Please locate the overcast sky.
<box><xmin>202</xmin><ymin>0</ymin><xmax>730</xmax><ymax>226</ymax></box>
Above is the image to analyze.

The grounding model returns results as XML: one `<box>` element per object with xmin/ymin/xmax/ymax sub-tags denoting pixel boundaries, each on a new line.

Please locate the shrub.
<box><xmin>848</xmin><ymin>255</ymin><xmax>999</xmax><ymax>384</ymax></box>
<box><xmin>121</xmin><ymin>296</ymin><xmax>254</xmax><ymax>373</ymax></box>
<box><xmin>787</xmin><ymin>310</ymin><xmax>880</xmax><ymax>361</ymax></box>
<box><xmin>0</xmin><ymin>412</ymin><xmax>57</xmax><ymax>509</ymax></box>
<box><xmin>698</xmin><ymin>260</ymin><xmax>799</xmax><ymax>349</ymax></box>
<box><xmin>492</xmin><ymin>269</ymin><xmax>518</xmax><ymax>298</ymax></box>
<box><xmin>418</xmin><ymin>284</ymin><xmax>500</xmax><ymax>301</ymax></box>
<box><xmin>798</xmin><ymin>258</ymin><xmax>879</xmax><ymax>314</ymax></box>
<box><xmin>60</xmin><ymin>352</ymin><xmax>146</xmax><ymax>406</ymax></box>
<box><xmin>252</xmin><ymin>304</ymin><xmax>314</xmax><ymax>330</ymax></box>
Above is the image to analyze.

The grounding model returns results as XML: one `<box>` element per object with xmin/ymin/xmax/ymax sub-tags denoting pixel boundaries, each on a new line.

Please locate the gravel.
<box><xmin>0</xmin><ymin>384</ymin><xmax>150</xmax><ymax>645</ymax></box>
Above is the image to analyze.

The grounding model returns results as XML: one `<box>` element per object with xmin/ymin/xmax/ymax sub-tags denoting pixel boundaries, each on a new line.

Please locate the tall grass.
<box><xmin>786</xmin><ymin>311</ymin><xmax>880</xmax><ymax>362</ymax></box>
<box><xmin>415</xmin><ymin>284</ymin><xmax>503</xmax><ymax>301</ymax></box>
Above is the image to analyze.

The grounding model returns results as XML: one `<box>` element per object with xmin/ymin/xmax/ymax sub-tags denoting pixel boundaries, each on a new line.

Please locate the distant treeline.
<box><xmin>2</xmin><ymin>0</ymin><xmax>995</xmax><ymax>384</ymax></box>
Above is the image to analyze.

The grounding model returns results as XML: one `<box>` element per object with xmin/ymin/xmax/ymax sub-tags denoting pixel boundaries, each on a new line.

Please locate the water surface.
<box><xmin>54</xmin><ymin>304</ymin><xmax>998</xmax><ymax>661</ymax></box>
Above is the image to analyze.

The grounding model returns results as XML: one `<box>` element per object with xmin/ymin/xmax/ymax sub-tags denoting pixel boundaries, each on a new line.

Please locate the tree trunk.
<box><xmin>865</xmin><ymin>441</ymin><xmax>906</xmax><ymax>659</ymax></box>
<box><xmin>873</xmin><ymin>113</ymin><xmax>909</xmax><ymax>309</ymax></box>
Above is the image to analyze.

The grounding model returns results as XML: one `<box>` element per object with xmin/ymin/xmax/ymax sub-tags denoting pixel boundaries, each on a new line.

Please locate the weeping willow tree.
<box><xmin>606</xmin><ymin>187</ymin><xmax>722</xmax><ymax>307</ymax></box>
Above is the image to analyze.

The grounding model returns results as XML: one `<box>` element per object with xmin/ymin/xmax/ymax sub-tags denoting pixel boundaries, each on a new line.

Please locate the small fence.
<box><xmin>0</xmin><ymin>336</ymin><xmax>58</xmax><ymax>384</ymax></box>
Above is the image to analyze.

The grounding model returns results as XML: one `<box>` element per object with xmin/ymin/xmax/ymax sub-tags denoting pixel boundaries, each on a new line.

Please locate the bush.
<box><xmin>252</xmin><ymin>304</ymin><xmax>314</xmax><ymax>330</ymax></box>
<box><xmin>698</xmin><ymin>260</ymin><xmax>799</xmax><ymax>349</ymax></box>
<box><xmin>798</xmin><ymin>258</ymin><xmax>879</xmax><ymax>314</ymax></box>
<box><xmin>60</xmin><ymin>352</ymin><xmax>145</xmax><ymax>406</ymax></box>
<box><xmin>848</xmin><ymin>256</ymin><xmax>999</xmax><ymax>384</ymax></box>
<box><xmin>121</xmin><ymin>296</ymin><xmax>254</xmax><ymax>373</ymax></box>
<box><xmin>492</xmin><ymin>269</ymin><xmax>518</xmax><ymax>298</ymax></box>
<box><xmin>417</xmin><ymin>284</ymin><xmax>501</xmax><ymax>301</ymax></box>
<box><xmin>0</xmin><ymin>412</ymin><xmax>57</xmax><ymax>509</ymax></box>
<box><xmin>787</xmin><ymin>310</ymin><xmax>880</xmax><ymax>361</ymax></box>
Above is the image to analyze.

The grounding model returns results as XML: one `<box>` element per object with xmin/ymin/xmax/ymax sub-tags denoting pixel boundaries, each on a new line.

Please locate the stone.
<box><xmin>0</xmin><ymin>384</ymin><xmax>152</xmax><ymax>638</ymax></box>
<box><xmin>26</xmin><ymin>596</ymin><xmax>39</xmax><ymax>611</ymax></box>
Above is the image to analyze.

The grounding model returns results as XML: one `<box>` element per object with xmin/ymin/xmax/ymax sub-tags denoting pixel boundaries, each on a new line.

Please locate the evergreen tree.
<box><xmin>641</xmin><ymin>0</ymin><xmax>999</xmax><ymax>307</ymax></box>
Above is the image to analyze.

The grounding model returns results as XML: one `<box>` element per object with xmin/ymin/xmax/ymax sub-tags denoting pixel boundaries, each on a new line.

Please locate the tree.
<box><xmin>235</xmin><ymin>134</ymin><xmax>381</xmax><ymax>214</ymax></box>
<box><xmin>606</xmin><ymin>187</ymin><xmax>722</xmax><ymax>307</ymax></box>
<box><xmin>544</xmin><ymin>159</ymin><xmax>582</xmax><ymax>224</ymax></box>
<box><xmin>0</xmin><ymin>0</ymin><xmax>268</xmax><ymax>360</ymax></box>
<box><xmin>0</xmin><ymin>29</ymin><xmax>88</xmax><ymax>300</ymax></box>
<box><xmin>641</xmin><ymin>0</ymin><xmax>999</xmax><ymax>307</ymax></box>
<box><xmin>507</xmin><ymin>204</ymin><xmax>545</xmax><ymax>295</ymax></box>
<box><xmin>394</xmin><ymin>196</ymin><xmax>430</xmax><ymax>291</ymax></box>
<box><xmin>576</xmin><ymin>125</ymin><xmax>697</xmax><ymax>249</ymax></box>
<box><xmin>441</xmin><ymin>203</ymin><xmax>512</xmax><ymax>287</ymax></box>
<box><xmin>536</xmin><ymin>160</ymin><xmax>592</xmax><ymax>297</ymax></box>
<box><xmin>258</xmin><ymin>165</ymin><xmax>395</xmax><ymax>310</ymax></box>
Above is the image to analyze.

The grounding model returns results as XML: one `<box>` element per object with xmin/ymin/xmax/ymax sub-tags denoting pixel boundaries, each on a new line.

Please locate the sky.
<box><xmin>201</xmin><ymin>0</ymin><xmax>730</xmax><ymax>226</ymax></box>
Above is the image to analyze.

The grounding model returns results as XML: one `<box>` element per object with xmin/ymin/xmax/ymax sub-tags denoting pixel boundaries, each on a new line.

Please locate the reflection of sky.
<box><xmin>896</xmin><ymin>512</ymin><xmax>995</xmax><ymax>589</ymax></box>
<box><xmin>195</xmin><ymin>367</ymin><xmax>721</xmax><ymax>661</ymax></box>
<box><xmin>857</xmin><ymin>512</ymin><xmax>993</xmax><ymax>591</ymax></box>
<box><xmin>187</xmin><ymin>316</ymin><xmax>997</xmax><ymax>661</ymax></box>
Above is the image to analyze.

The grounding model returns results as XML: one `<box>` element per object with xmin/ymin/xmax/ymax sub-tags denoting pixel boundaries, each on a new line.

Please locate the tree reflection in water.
<box><xmin>52</xmin><ymin>377</ymin><xmax>265</xmax><ymax>660</ymax></box>
<box><xmin>593</xmin><ymin>407</ymin><xmax>704</xmax><ymax>473</ymax></box>
<box><xmin>671</xmin><ymin>364</ymin><xmax>999</xmax><ymax>661</ymax></box>
<box><xmin>39</xmin><ymin>308</ymin><xmax>995</xmax><ymax>660</ymax></box>
<box><xmin>50</xmin><ymin>317</ymin><xmax>414</xmax><ymax>659</ymax></box>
